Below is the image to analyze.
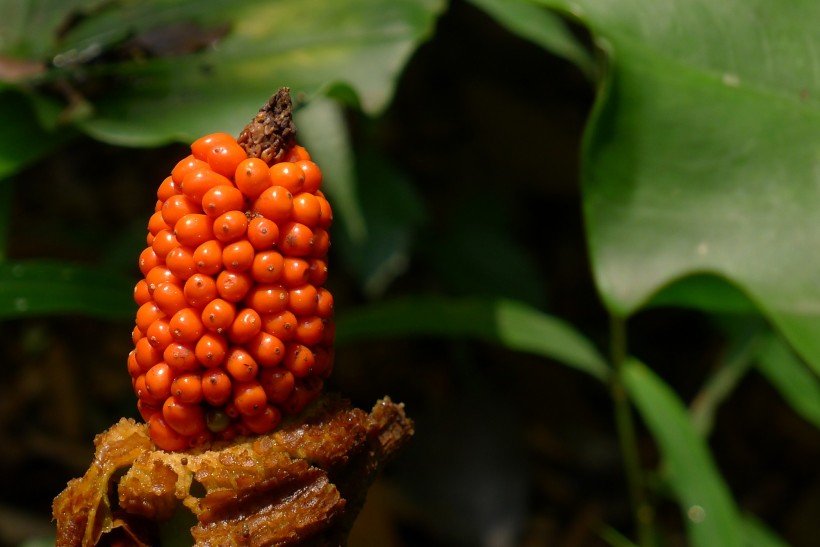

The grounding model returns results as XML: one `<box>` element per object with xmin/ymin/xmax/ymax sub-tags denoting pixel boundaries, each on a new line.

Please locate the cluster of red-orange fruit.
<box><xmin>129</xmin><ymin>132</ymin><xmax>334</xmax><ymax>451</ymax></box>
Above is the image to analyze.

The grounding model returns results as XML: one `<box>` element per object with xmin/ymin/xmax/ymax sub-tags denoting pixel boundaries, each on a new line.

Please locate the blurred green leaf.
<box><xmin>0</xmin><ymin>260</ymin><xmax>134</xmax><ymax>320</ymax></box>
<box><xmin>0</xmin><ymin>90</ymin><xmax>71</xmax><ymax>179</ymax></box>
<box><xmin>335</xmin><ymin>149</ymin><xmax>426</xmax><ymax>298</ymax></box>
<box><xmin>468</xmin><ymin>0</ymin><xmax>595</xmax><ymax>78</ymax></box>
<box><xmin>336</xmin><ymin>296</ymin><xmax>610</xmax><ymax>380</ymax></box>
<box><xmin>10</xmin><ymin>0</ymin><xmax>444</xmax><ymax>146</ymax></box>
<box><xmin>755</xmin><ymin>333</ymin><xmax>820</xmax><ymax>429</ymax></box>
<box><xmin>540</xmin><ymin>0</ymin><xmax>820</xmax><ymax>375</ymax></box>
<box><xmin>623</xmin><ymin>358</ymin><xmax>744</xmax><ymax>547</ymax></box>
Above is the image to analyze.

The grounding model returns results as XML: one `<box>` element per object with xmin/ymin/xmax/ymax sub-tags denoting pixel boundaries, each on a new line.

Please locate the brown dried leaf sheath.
<box><xmin>53</xmin><ymin>396</ymin><xmax>414</xmax><ymax>546</ymax></box>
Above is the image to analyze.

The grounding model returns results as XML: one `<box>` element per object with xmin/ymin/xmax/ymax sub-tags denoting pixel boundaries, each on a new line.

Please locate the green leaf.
<box><xmin>646</xmin><ymin>273</ymin><xmax>756</xmax><ymax>315</ymax></box>
<box><xmin>336</xmin><ymin>296</ymin><xmax>610</xmax><ymax>381</ymax></box>
<box><xmin>0</xmin><ymin>260</ymin><xmax>134</xmax><ymax>320</ymax></box>
<box><xmin>623</xmin><ymin>358</ymin><xmax>744</xmax><ymax>547</ymax></box>
<box><xmin>755</xmin><ymin>333</ymin><xmax>820</xmax><ymax>429</ymax></box>
<box><xmin>0</xmin><ymin>90</ymin><xmax>71</xmax><ymax>180</ymax></box>
<box><xmin>467</xmin><ymin>0</ymin><xmax>595</xmax><ymax>78</ymax></box>
<box><xmin>540</xmin><ymin>0</ymin><xmax>820</xmax><ymax>375</ymax></box>
<box><xmin>20</xmin><ymin>0</ymin><xmax>445</xmax><ymax>146</ymax></box>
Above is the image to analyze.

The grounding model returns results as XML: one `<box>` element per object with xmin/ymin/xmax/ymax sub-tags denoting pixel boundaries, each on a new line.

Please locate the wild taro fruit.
<box><xmin>130</xmin><ymin>89</ymin><xmax>334</xmax><ymax>450</ymax></box>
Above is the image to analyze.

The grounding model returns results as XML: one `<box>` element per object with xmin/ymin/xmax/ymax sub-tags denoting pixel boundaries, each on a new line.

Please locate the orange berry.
<box><xmin>147</xmin><ymin>210</ymin><xmax>170</xmax><ymax>236</ymax></box>
<box><xmin>207</xmin><ymin>139</ymin><xmax>247</xmax><ymax>178</ymax></box>
<box><xmin>245</xmin><ymin>284</ymin><xmax>289</xmax><ymax>315</ymax></box>
<box><xmin>135</xmin><ymin>374</ymin><xmax>163</xmax><ymax>406</ymax></box>
<box><xmin>285</xmin><ymin>145</ymin><xmax>311</xmax><ymax>162</ymax></box>
<box><xmin>241</xmin><ymin>404</ymin><xmax>282</xmax><ymax>434</ymax></box>
<box><xmin>225</xmin><ymin>347</ymin><xmax>258</xmax><ymax>382</ymax></box>
<box><xmin>295</xmin><ymin>160</ymin><xmax>322</xmax><ymax>193</ymax></box>
<box><xmin>269</xmin><ymin>162</ymin><xmax>304</xmax><ymax>193</ymax></box>
<box><xmin>201</xmin><ymin>298</ymin><xmax>236</xmax><ymax>333</ymax></box>
<box><xmin>137</xmin><ymin>400</ymin><xmax>161</xmax><ymax>423</ymax></box>
<box><xmin>316</xmin><ymin>287</ymin><xmax>334</xmax><ymax>318</ymax></box>
<box><xmin>232</xmin><ymin>381</ymin><xmax>267</xmax><ymax>416</ymax></box>
<box><xmin>134</xmin><ymin>279</ymin><xmax>152</xmax><ymax>306</ymax></box>
<box><xmin>294</xmin><ymin>316</ymin><xmax>325</xmax><ymax>346</ymax></box>
<box><xmin>151</xmin><ymin>229</ymin><xmax>178</xmax><ymax>259</ymax></box>
<box><xmin>202</xmin><ymin>368</ymin><xmax>232</xmax><ymax>406</ymax></box>
<box><xmin>145</xmin><ymin>317</ymin><xmax>173</xmax><ymax>351</ymax></box>
<box><xmin>222</xmin><ymin>239</ymin><xmax>255</xmax><ymax>272</ymax></box>
<box><xmin>259</xmin><ymin>368</ymin><xmax>295</xmax><ymax>404</ymax></box>
<box><xmin>262</xmin><ymin>310</ymin><xmax>297</xmax><ymax>341</ymax></box>
<box><xmin>216</xmin><ymin>270</ymin><xmax>253</xmax><ymax>302</ymax></box>
<box><xmin>307</xmin><ymin>258</ymin><xmax>328</xmax><ymax>286</ymax></box>
<box><xmin>234</xmin><ymin>157</ymin><xmax>272</xmax><ymax>199</ymax></box>
<box><xmin>280</xmin><ymin>258</ymin><xmax>310</xmax><ymax>287</ymax></box>
<box><xmin>171</xmin><ymin>154</ymin><xmax>209</xmax><ymax>184</ymax></box>
<box><xmin>283</xmin><ymin>343</ymin><xmax>315</xmax><ymax>377</ymax></box>
<box><xmin>174</xmin><ymin>214</ymin><xmax>213</xmax><ymax>248</ymax></box>
<box><xmin>181</xmin><ymin>168</ymin><xmax>232</xmax><ymax>204</ymax></box>
<box><xmin>213</xmin><ymin>210</ymin><xmax>248</xmax><ymax>243</ymax></box>
<box><xmin>315</xmin><ymin>194</ymin><xmax>333</xmax><ymax>229</ymax></box>
<box><xmin>169</xmin><ymin>307</ymin><xmax>204</xmax><ymax>343</ymax></box>
<box><xmin>153</xmin><ymin>282</ymin><xmax>188</xmax><ymax>316</ymax></box>
<box><xmin>247</xmin><ymin>216</ymin><xmax>279</xmax><ymax>250</ymax></box>
<box><xmin>193</xmin><ymin>239</ymin><xmax>224</xmax><ymax>275</ymax></box>
<box><xmin>131</xmin><ymin>326</ymin><xmax>143</xmax><ymax>346</ymax></box>
<box><xmin>136</xmin><ymin>301</ymin><xmax>165</xmax><ymax>333</ymax></box>
<box><xmin>164</xmin><ymin>342</ymin><xmax>199</xmax><ymax>372</ymax></box>
<box><xmin>322</xmin><ymin>320</ymin><xmax>336</xmax><ymax>346</ymax></box>
<box><xmin>283</xmin><ymin>377</ymin><xmax>323</xmax><ymax>415</ymax></box>
<box><xmin>145</xmin><ymin>266</ymin><xmax>180</xmax><ymax>293</ymax></box>
<box><xmin>202</xmin><ymin>185</ymin><xmax>245</xmax><ymax>218</ymax></box>
<box><xmin>252</xmin><ymin>186</ymin><xmax>292</xmax><ymax>222</ymax></box>
<box><xmin>290</xmin><ymin>192</ymin><xmax>321</xmax><ymax>227</ymax></box>
<box><xmin>183</xmin><ymin>273</ymin><xmax>218</xmax><ymax>308</ymax></box>
<box><xmin>148</xmin><ymin>413</ymin><xmax>190</xmax><ymax>452</ymax></box>
<box><xmin>288</xmin><ymin>284</ymin><xmax>318</xmax><ymax>315</ymax></box>
<box><xmin>134</xmin><ymin>336</ymin><xmax>162</xmax><ymax>372</ymax></box>
<box><xmin>195</xmin><ymin>332</ymin><xmax>228</xmax><ymax>367</ymax></box>
<box><xmin>162</xmin><ymin>396</ymin><xmax>206</xmax><ymax>436</ymax></box>
<box><xmin>191</xmin><ymin>132</ymin><xmax>234</xmax><ymax>161</ymax></box>
<box><xmin>157</xmin><ymin>175</ymin><xmax>179</xmax><ymax>201</ymax></box>
<box><xmin>165</xmin><ymin>245</ymin><xmax>197</xmax><ymax>280</ymax></box>
<box><xmin>313</xmin><ymin>346</ymin><xmax>335</xmax><ymax>378</ymax></box>
<box><xmin>138</xmin><ymin>247</ymin><xmax>161</xmax><ymax>276</ymax></box>
<box><xmin>278</xmin><ymin>221</ymin><xmax>314</xmax><ymax>256</ymax></box>
<box><xmin>246</xmin><ymin>332</ymin><xmax>285</xmax><ymax>367</ymax></box>
<box><xmin>145</xmin><ymin>362</ymin><xmax>174</xmax><ymax>400</ymax></box>
<box><xmin>228</xmin><ymin>307</ymin><xmax>262</xmax><ymax>344</ymax></box>
<box><xmin>146</xmin><ymin>232</ymin><xmax>154</xmax><ymax>246</ymax></box>
<box><xmin>172</xmin><ymin>373</ymin><xmax>203</xmax><ymax>404</ymax></box>
<box><xmin>162</xmin><ymin>194</ymin><xmax>200</xmax><ymax>227</ymax></box>
<box><xmin>250</xmin><ymin>251</ymin><xmax>284</xmax><ymax>283</ymax></box>
<box><xmin>311</xmin><ymin>228</ymin><xmax>330</xmax><ymax>257</ymax></box>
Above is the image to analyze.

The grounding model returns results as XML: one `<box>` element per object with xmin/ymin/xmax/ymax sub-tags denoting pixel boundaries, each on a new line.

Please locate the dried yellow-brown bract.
<box><xmin>53</xmin><ymin>396</ymin><xmax>413</xmax><ymax>546</ymax></box>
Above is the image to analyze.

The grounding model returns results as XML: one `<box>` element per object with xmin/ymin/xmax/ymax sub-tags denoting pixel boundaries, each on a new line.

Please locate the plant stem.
<box><xmin>609</xmin><ymin>315</ymin><xmax>653</xmax><ymax>547</ymax></box>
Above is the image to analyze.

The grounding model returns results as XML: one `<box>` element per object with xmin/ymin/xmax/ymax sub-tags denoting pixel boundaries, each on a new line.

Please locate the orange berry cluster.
<box><xmin>129</xmin><ymin>132</ymin><xmax>334</xmax><ymax>451</ymax></box>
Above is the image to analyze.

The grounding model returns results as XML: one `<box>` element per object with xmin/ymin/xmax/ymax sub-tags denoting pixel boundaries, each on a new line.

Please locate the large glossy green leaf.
<box><xmin>0</xmin><ymin>260</ymin><xmax>134</xmax><ymax>320</ymax></box>
<box><xmin>335</xmin><ymin>296</ymin><xmax>610</xmax><ymax>381</ymax></box>
<box><xmin>9</xmin><ymin>0</ymin><xmax>444</xmax><ymax>145</ymax></box>
<box><xmin>623</xmin><ymin>359</ymin><xmax>744</xmax><ymax>547</ymax></box>
<box><xmin>538</xmin><ymin>0</ymin><xmax>820</xmax><ymax>375</ymax></box>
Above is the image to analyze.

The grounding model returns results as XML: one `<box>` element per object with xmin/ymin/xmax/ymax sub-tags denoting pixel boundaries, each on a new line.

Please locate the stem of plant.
<box><xmin>609</xmin><ymin>315</ymin><xmax>654</xmax><ymax>547</ymax></box>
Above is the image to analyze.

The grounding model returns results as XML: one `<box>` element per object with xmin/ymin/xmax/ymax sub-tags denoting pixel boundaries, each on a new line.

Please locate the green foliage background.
<box><xmin>1</xmin><ymin>0</ymin><xmax>818</xmax><ymax>545</ymax></box>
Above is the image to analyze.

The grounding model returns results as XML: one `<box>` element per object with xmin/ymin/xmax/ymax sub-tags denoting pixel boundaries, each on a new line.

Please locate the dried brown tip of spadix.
<box><xmin>237</xmin><ymin>87</ymin><xmax>297</xmax><ymax>164</ymax></box>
